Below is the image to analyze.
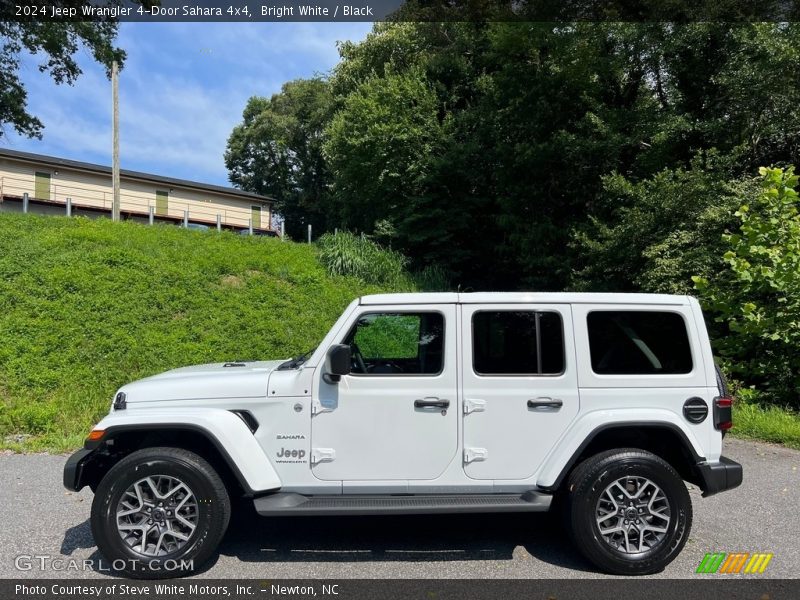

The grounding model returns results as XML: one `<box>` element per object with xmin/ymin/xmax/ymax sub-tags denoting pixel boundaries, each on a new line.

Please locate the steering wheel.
<box><xmin>351</xmin><ymin>343</ymin><xmax>368</xmax><ymax>374</ymax></box>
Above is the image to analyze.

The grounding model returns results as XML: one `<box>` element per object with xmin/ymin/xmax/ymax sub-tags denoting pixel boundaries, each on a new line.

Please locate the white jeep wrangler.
<box><xmin>64</xmin><ymin>293</ymin><xmax>742</xmax><ymax>577</ymax></box>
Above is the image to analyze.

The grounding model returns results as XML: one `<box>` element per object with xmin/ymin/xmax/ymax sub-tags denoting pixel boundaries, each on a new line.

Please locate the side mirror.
<box><xmin>323</xmin><ymin>344</ymin><xmax>351</xmax><ymax>384</ymax></box>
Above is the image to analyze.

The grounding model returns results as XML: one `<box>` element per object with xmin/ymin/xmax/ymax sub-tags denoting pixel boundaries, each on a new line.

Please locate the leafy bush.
<box><xmin>572</xmin><ymin>159</ymin><xmax>748</xmax><ymax>293</ymax></box>
<box><xmin>0</xmin><ymin>214</ymin><xmax>386</xmax><ymax>451</ymax></box>
<box><xmin>694</xmin><ymin>167</ymin><xmax>800</xmax><ymax>407</ymax></box>
<box><xmin>317</xmin><ymin>230</ymin><xmax>413</xmax><ymax>288</ymax></box>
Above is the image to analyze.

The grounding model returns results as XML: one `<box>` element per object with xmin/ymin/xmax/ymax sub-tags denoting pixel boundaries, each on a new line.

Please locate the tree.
<box><xmin>225</xmin><ymin>78</ymin><xmax>334</xmax><ymax>238</ymax></box>
<box><xmin>571</xmin><ymin>156</ymin><xmax>753</xmax><ymax>294</ymax></box>
<box><xmin>325</xmin><ymin>68</ymin><xmax>444</xmax><ymax>233</ymax></box>
<box><xmin>694</xmin><ymin>167</ymin><xmax>800</xmax><ymax>406</ymax></box>
<box><xmin>228</xmin><ymin>21</ymin><xmax>800</xmax><ymax>290</ymax></box>
<box><xmin>0</xmin><ymin>5</ymin><xmax>127</xmax><ymax>139</ymax></box>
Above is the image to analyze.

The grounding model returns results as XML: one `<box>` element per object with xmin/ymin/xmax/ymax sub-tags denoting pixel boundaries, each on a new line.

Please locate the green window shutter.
<box><xmin>35</xmin><ymin>172</ymin><xmax>51</xmax><ymax>201</ymax></box>
<box><xmin>251</xmin><ymin>205</ymin><xmax>261</xmax><ymax>229</ymax></box>
<box><xmin>156</xmin><ymin>190</ymin><xmax>169</xmax><ymax>216</ymax></box>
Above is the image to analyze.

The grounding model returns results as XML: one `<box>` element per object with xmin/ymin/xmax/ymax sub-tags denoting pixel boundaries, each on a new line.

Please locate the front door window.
<box><xmin>343</xmin><ymin>312</ymin><xmax>444</xmax><ymax>375</ymax></box>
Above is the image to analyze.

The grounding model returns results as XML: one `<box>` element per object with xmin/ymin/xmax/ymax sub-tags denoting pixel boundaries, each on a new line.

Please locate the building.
<box><xmin>0</xmin><ymin>148</ymin><xmax>274</xmax><ymax>233</ymax></box>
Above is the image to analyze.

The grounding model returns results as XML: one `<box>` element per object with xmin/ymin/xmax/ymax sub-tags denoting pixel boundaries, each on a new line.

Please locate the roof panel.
<box><xmin>359</xmin><ymin>292</ymin><xmax>690</xmax><ymax>305</ymax></box>
<box><xmin>360</xmin><ymin>293</ymin><xmax>460</xmax><ymax>305</ymax></box>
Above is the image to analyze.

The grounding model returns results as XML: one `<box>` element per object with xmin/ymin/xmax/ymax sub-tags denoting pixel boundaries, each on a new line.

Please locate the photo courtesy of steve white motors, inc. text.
<box><xmin>14</xmin><ymin>583</ymin><xmax>337</xmax><ymax>597</ymax></box>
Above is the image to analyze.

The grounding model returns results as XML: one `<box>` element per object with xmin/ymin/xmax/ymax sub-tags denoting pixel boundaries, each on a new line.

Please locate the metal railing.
<box><xmin>0</xmin><ymin>174</ymin><xmax>275</xmax><ymax>234</ymax></box>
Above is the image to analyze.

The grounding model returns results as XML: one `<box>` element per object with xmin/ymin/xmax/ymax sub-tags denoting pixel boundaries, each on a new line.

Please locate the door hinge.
<box><xmin>464</xmin><ymin>447</ymin><xmax>488</xmax><ymax>463</ymax></box>
<box><xmin>463</xmin><ymin>398</ymin><xmax>487</xmax><ymax>415</ymax></box>
<box><xmin>311</xmin><ymin>399</ymin><xmax>334</xmax><ymax>415</ymax></box>
<box><xmin>311</xmin><ymin>447</ymin><xmax>335</xmax><ymax>465</ymax></box>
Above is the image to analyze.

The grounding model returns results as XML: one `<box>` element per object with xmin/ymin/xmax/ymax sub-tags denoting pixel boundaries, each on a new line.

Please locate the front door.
<box><xmin>461</xmin><ymin>304</ymin><xmax>579</xmax><ymax>480</ymax></box>
<box><xmin>311</xmin><ymin>306</ymin><xmax>458</xmax><ymax>482</ymax></box>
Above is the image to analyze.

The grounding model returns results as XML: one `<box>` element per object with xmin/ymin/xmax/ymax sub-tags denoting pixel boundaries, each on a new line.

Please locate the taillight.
<box><xmin>714</xmin><ymin>396</ymin><xmax>734</xmax><ymax>431</ymax></box>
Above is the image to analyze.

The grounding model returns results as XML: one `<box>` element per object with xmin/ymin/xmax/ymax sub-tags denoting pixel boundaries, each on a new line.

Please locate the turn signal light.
<box><xmin>86</xmin><ymin>429</ymin><xmax>105</xmax><ymax>442</ymax></box>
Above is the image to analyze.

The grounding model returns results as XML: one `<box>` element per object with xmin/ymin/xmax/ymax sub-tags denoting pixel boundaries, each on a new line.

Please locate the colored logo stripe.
<box><xmin>744</xmin><ymin>553</ymin><xmax>773</xmax><ymax>574</ymax></box>
<box><xmin>696</xmin><ymin>552</ymin><xmax>773</xmax><ymax>574</ymax></box>
<box><xmin>719</xmin><ymin>553</ymin><xmax>749</xmax><ymax>573</ymax></box>
<box><xmin>697</xmin><ymin>553</ymin><xmax>726</xmax><ymax>573</ymax></box>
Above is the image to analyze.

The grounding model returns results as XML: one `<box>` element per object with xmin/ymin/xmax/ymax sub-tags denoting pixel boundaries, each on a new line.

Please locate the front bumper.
<box><xmin>63</xmin><ymin>448</ymin><xmax>95</xmax><ymax>492</ymax></box>
<box><xmin>696</xmin><ymin>455</ymin><xmax>743</xmax><ymax>497</ymax></box>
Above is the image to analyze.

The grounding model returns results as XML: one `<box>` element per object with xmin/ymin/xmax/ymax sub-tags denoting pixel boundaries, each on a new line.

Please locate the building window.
<box><xmin>472</xmin><ymin>311</ymin><xmax>565</xmax><ymax>376</ymax></box>
<box><xmin>155</xmin><ymin>190</ymin><xmax>169</xmax><ymax>216</ymax></box>
<box><xmin>35</xmin><ymin>172</ymin><xmax>51</xmax><ymax>201</ymax></box>
<box><xmin>251</xmin><ymin>205</ymin><xmax>261</xmax><ymax>229</ymax></box>
<box><xmin>342</xmin><ymin>312</ymin><xmax>445</xmax><ymax>376</ymax></box>
<box><xmin>587</xmin><ymin>311</ymin><xmax>693</xmax><ymax>375</ymax></box>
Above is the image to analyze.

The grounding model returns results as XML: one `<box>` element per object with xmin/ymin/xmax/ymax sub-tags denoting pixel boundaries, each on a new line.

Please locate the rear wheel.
<box><xmin>564</xmin><ymin>448</ymin><xmax>692</xmax><ymax>575</ymax></box>
<box><xmin>91</xmin><ymin>447</ymin><xmax>230</xmax><ymax>578</ymax></box>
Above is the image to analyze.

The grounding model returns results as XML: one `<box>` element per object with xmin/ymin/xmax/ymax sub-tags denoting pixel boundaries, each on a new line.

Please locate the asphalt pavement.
<box><xmin>0</xmin><ymin>438</ymin><xmax>796</xmax><ymax>579</ymax></box>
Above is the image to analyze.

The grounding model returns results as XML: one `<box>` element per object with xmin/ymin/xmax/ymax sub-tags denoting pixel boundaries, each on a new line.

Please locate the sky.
<box><xmin>2</xmin><ymin>22</ymin><xmax>372</xmax><ymax>187</ymax></box>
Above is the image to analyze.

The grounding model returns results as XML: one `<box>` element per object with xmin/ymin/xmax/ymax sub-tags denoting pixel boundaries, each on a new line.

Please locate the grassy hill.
<box><xmin>0</xmin><ymin>213</ymin><xmax>382</xmax><ymax>452</ymax></box>
<box><xmin>2</xmin><ymin>213</ymin><xmax>797</xmax><ymax>453</ymax></box>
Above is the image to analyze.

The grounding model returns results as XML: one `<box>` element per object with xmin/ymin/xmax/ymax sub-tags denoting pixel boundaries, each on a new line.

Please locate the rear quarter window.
<box><xmin>587</xmin><ymin>311</ymin><xmax>693</xmax><ymax>375</ymax></box>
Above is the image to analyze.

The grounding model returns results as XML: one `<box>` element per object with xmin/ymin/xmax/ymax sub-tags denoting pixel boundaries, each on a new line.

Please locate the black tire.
<box><xmin>564</xmin><ymin>448</ymin><xmax>692</xmax><ymax>575</ymax></box>
<box><xmin>91</xmin><ymin>447</ymin><xmax>231</xmax><ymax>579</ymax></box>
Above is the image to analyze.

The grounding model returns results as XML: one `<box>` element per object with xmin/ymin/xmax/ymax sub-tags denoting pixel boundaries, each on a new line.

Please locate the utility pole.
<box><xmin>111</xmin><ymin>60</ymin><xmax>120</xmax><ymax>221</ymax></box>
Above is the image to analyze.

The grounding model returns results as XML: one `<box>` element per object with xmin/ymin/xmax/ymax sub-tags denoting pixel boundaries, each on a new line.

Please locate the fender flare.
<box><xmin>79</xmin><ymin>409</ymin><xmax>281</xmax><ymax>495</ymax></box>
<box><xmin>537</xmin><ymin>419</ymin><xmax>705</xmax><ymax>492</ymax></box>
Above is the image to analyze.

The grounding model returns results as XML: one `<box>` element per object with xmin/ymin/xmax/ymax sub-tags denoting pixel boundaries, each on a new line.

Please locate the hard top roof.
<box><xmin>359</xmin><ymin>292</ymin><xmax>691</xmax><ymax>306</ymax></box>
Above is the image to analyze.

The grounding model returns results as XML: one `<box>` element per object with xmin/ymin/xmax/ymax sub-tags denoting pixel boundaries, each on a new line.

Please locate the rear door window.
<box><xmin>472</xmin><ymin>311</ymin><xmax>564</xmax><ymax>376</ymax></box>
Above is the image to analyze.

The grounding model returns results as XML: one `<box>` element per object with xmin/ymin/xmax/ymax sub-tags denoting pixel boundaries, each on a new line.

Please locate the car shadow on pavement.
<box><xmin>61</xmin><ymin>520</ymin><xmax>95</xmax><ymax>556</ymax></box>
<box><xmin>60</xmin><ymin>508</ymin><xmax>599</xmax><ymax>576</ymax></box>
<box><xmin>218</xmin><ymin>505</ymin><xmax>597</xmax><ymax>573</ymax></box>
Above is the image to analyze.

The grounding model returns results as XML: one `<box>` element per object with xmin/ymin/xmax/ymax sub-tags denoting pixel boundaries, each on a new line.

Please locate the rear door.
<box><xmin>461</xmin><ymin>304</ymin><xmax>579</xmax><ymax>480</ymax></box>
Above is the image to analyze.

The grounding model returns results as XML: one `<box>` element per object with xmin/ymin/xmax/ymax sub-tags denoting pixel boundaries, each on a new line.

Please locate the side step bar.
<box><xmin>253</xmin><ymin>491</ymin><xmax>552</xmax><ymax>516</ymax></box>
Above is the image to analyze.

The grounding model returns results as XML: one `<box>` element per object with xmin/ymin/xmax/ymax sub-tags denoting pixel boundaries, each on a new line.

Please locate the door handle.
<box><xmin>414</xmin><ymin>397</ymin><xmax>450</xmax><ymax>409</ymax></box>
<box><xmin>527</xmin><ymin>397</ymin><xmax>563</xmax><ymax>409</ymax></box>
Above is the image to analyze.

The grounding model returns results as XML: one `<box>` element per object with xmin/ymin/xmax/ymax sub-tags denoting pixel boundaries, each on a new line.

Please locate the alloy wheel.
<box><xmin>115</xmin><ymin>475</ymin><xmax>198</xmax><ymax>557</ymax></box>
<box><xmin>595</xmin><ymin>476</ymin><xmax>671</xmax><ymax>554</ymax></box>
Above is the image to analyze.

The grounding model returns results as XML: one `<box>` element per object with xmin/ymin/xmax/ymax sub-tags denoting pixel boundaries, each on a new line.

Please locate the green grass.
<box><xmin>730</xmin><ymin>401</ymin><xmax>800</xmax><ymax>449</ymax></box>
<box><xmin>0</xmin><ymin>213</ymin><xmax>386</xmax><ymax>452</ymax></box>
<box><xmin>317</xmin><ymin>231</ymin><xmax>413</xmax><ymax>289</ymax></box>
<box><xmin>317</xmin><ymin>231</ymin><xmax>451</xmax><ymax>291</ymax></box>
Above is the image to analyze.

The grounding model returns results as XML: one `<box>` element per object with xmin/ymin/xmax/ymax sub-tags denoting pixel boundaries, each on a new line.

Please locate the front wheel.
<box><xmin>90</xmin><ymin>447</ymin><xmax>230</xmax><ymax>578</ymax></box>
<box><xmin>564</xmin><ymin>448</ymin><xmax>692</xmax><ymax>575</ymax></box>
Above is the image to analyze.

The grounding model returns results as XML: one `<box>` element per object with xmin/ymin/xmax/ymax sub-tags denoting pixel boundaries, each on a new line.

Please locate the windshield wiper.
<box><xmin>277</xmin><ymin>347</ymin><xmax>315</xmax><ymax>370</ymax></box>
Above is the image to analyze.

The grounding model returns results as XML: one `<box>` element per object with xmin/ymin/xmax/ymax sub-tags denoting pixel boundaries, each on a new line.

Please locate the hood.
<box><xmin>117</xmin><ymin>360</ymin><xmax>286</xmax><ymax>404</ymax></box>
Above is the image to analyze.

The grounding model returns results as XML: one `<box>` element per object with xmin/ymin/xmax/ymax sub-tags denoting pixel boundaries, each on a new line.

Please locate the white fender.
<box><xmin>536</xmin><ymin>408</ymin><xmax>706</xmax><ymax>489</ymax></box>
<box><xmin>93</xmin><ymin>408</ymin><xmax>281</xmax><ymax>493</ymax></box>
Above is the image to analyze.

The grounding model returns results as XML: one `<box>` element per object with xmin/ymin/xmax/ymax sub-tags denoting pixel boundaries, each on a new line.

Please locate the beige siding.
<box><xmin>0</xmin><ymin>157</ymin><xmax>271</xmax><ymax>230</ymax></box>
